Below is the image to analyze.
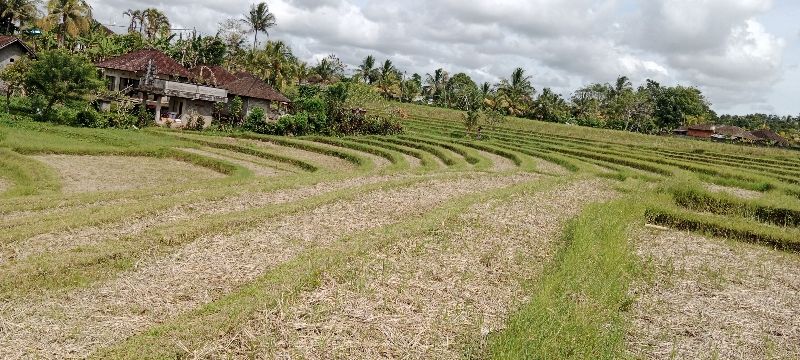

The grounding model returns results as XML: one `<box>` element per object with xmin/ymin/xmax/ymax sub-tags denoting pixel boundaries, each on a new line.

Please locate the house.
<box><xmin>96</xmin><ymin>49</ymin><xmax>228</xmax><ymax>127</ymax></box>
<box><xmin>750</xmin><ymin>129</ymin><xmax>791</xmax><ymax>147</ymax></box>
<box><xmin>0</xmin><ymin>35</ymin><xmax>34</xmax><ymax>70</ymax></box>
<box><xmin>190</xmin><ymin>65</ymin><xmax>290</xmax><ymax>119</ymax></box>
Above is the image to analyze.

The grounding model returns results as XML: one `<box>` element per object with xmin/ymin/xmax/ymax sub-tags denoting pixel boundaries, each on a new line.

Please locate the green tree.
<box><xmin>312</xmin><ymin>54</ymin><xmax>345</xmax><ymax>84</ymax></box>
<box><xmin>141</xmin><ymin>8</ymin><xmax>170</xmax><ymax>40</ymax></box>
<box><xmin>24</xmin><ymin>49</ymin><xmax>102</xmax><ymax>116</ymax></box>
<box><xmin>357</xmin><ymin>55</ymin><xmax>378</xmax><ymax>84</ymax></box>
<box><xmin>0</xmin><ymin>55</ymin><xmax>30</xmax><ymax>109</ymax></box>
<box><xmin>45</xmin><ymin>0</ymin><xmax>92</xmax><ymax>45</ymax></box>
<box><xmin>496</xmin><ymin>67</ymin><xmax>535</xmax><ymax>115</ymax></box>
<box><xmin>644</xmin><ymin>80</ymin><xmax>712</xmax><ymax>130</ymax></box>
<box><xmin>0</xmin><ymin>0</ymin><xmax>39</xmax><ymax>35</ymax></box>
<box><xmin>424</xmin><ymin>68</ymin><xmax>449</xmax><ymax>106</ymax></box>
<box><xmin>448</xmin><ymin>72</ymin><xmax>480</xmax><ymax>111</ymax></box>
<box><xmin>242</xmin><ymin>2</ymin><xmax>275</xmax><ymax>50</ymax></box>
<box><xmin>530</xmin><ymin>88</ymin><xmax>571</xmax><ymax>123</ymax></box>
<box><xmin>376</xmin><ymin>59</ymin><xmax>399</xmax><ymax>99</ymax></box>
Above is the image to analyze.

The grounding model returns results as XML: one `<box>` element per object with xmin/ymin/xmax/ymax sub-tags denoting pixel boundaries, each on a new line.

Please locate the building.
<box><xmin>96</xmin><ymin>49</ymin><xmax>228</xmax><ymax>127</ymax></box>
<box><xmin>0</xmin><ymin>35</ymin><xmax>34</xmax><ymax>70</ymax></box>
<box><xmin>685</xmin><ymin>124</ymin><xmax>715</xmax><ymax>138</ymax></box>
<box><xmin>750</xmin><ymin>129</ymin><xmax>791</xmax><ymax>147</ymax></box>
<box><xmin>191</xmin><ymin>65</ymin><xmax>290</xmax><ymax>119</ymax></box>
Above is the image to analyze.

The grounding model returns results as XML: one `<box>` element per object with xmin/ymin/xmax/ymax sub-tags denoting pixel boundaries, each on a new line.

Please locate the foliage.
<box><xmin>24</xmin><ymin>49</ymin><xmax>102</xmax><ymax>116</ymax></box>
<box><xmin>242</xmin><ymin>2</ymin><xmax>276</xmax><ymax>49</ymax></box>
<box><xmin>0</xmin><ymin>56</ymin><xmax>30</xmax><ymax>109</ymax></box>
<box><xmin>167</xmin><ymin>35</ymin><xmax>227</xmax><ymax>68</ymax></box>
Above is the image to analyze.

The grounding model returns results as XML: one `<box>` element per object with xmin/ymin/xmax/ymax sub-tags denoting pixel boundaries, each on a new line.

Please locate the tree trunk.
<box><xmin>253</xmin><ymin>31</ymin><xmax>258</xmax><ymax>50</ymax></box>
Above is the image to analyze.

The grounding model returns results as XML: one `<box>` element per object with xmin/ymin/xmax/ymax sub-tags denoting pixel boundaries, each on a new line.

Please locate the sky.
<box><xmin>89</xmin><ymin>0</ymin><xmax>800</xmax><ymax>116</ymax></box>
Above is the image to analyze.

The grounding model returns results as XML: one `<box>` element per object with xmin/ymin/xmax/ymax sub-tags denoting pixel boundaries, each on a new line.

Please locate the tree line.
<box><xmin>0</xmin><ymin>1</ymin><xmax>796</xmax><ymax>142</ymax></box>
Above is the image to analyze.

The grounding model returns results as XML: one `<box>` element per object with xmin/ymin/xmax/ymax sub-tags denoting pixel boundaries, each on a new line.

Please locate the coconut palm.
<box><xmin>424</xmin><ymin>68</ymin><xmax>449</xmax><ymax>105</ymax></box>
<box><xmin>376</xmin><ymin>59</ymin><xmax>399</xmax><ymax>99</ymax></box>
<box><xmin>242</xmin><ymin>2</ymin><xmax>275</xmax><ymax>50</ymax></box>
<box><xmin>357</xmin><ymin>55</ymin><xmax>378</xmax><ymax>84</ymax></box>
<box><xmin>0</xmin><ymin>0</ymin><xmax>39</xmax><ymax>34</ymax></box>
<box><xmin>260</xmin><ymin>40</ymin><xmax>295</xmax><ymax>89</ymax></box>
<box><xmin>45</xmin><ymin>0</ymin><xmax>92</xmax><ymax>45</ymax></box>
<box><xmin>496</xmin><ymin>67</ymin><xmax>534</xmax><ymax>115</ymax></box>
<box><xmin>122</xmin><ymin>8</ymin><xmax>141</xmax><ymax>33</ymax></box>
<box><xmin>141</xmin><ymin>8</ymin><xmax>170</xmax><ymax>40</ymax></box>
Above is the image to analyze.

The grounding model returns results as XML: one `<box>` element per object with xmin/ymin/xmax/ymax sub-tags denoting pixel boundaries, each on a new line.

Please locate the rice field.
<box><xmin>0</xmin><ymin>103</ymin><xmax>798</xmax><ymax>359</ymax></box>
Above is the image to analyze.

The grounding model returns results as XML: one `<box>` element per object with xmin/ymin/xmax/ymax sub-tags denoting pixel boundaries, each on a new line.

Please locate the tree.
<box><xmin>242</xmin><ymin>2</ymin><xmax>275</xmax><ymax>50</ymax></box>
<box><xmin>0</xmin><ymin>55</ymin><xmax>30</xmax><ymax>109</ymax></box>
<box><xmin>24</xmin><ymin>49</ymin><xmax>102</xmax><ymax>115</ymax></box>
<box><xmin>496</xmin><ymin>67</ymin><xmax>535</xmax><ymax>115</ymax></box>
<box><xmin>312</xmin><ymin>54</ymin><xmax>345</xmax><ymax>84</ymax></box>
<box><xmin>644</xmin><ymin>80</ymin><xmax>712</xmax><ymax>130</ymax></box>
<box><xmin>0</xmin><ymin>0</ymin><xmax>39</xmax><ymax>35</ymax></box>
<box><xmin>168</xmin><ymin>35</ymin><xmax>227</xmax><ymax>68</ymax></box>
<box><xmin>141</xmin><ymin>8</ymin><xmax>170</xmax><ymax>40</ymax></box>
<box><xmin>122</xmin><ymin>9</ymin><xmax>141</xmax><ymax>33</ymax></box>
<box><xmin>424</xmin><ymin>68</ymin><xmax>449</xmax><ymax>106</ymax></box>
<box><xmin>448</xmin><ymin>72</ymin><xmax>480</xmax><ymax>111</ymax></box>
<box><xmin>217</xmin><ymin>18</ymin><xmax>248</xmax><ymax>63</ymax></box>
<box><xmin>357</xmin><ymin>55</ymin><xmax>378</xmax><ymax>84</ymax></box>
<box><xmin>530</xmin><ymin>88</ymin><xmax>571</xmax><ymax>123</ymax></box>
<box><xmin>376</xmin><ymin>59</ymin><xmax>399</xmax><ymax>99</ymax></box>
<box><xmin>45</xmin><ymin>0</ymin><xmax>92</xmax><ymax>45</ymax></box>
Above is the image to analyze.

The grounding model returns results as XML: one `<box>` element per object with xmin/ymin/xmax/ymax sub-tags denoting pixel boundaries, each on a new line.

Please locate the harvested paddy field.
<box><xmin>2</xmin><ymin>102</ymin><xmax>798</xmax><ymax>359</ymax></box>
<box><xmin>31</xmin><ymin>155</ymin><xmax>225</xmax><ymax>193</ymax></box>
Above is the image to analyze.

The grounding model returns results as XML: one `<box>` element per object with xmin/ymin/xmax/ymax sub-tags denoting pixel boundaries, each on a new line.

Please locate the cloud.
<box><xmin>88</xmin><ymin>0</ymin><xmax>793</xmax><ymax>114</ymax></box>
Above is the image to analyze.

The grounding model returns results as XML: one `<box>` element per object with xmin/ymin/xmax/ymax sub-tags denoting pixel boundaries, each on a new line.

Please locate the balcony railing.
<box><xmin>139</xmin><ymin>79</ymin><xmax>228</xmax><ymax>103</ymax></box>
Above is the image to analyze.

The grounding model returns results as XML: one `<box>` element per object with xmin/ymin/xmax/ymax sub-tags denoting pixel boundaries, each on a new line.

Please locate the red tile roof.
<box><xmin>95</xmin><ymin>49</ymin><xmax>191</xmax><ymax>79</ymax></box>
<box><xmin>750</xmin><ymin>129</ymin><xmax>790</xmax><ymax>146</ymax></box>
<box><xmin>189</xmin><ymin>65</ymin><xmax>239</xmax><ymax>86</ymax></box>
<box><xmin>224</xmin><ymin>76</ymin><xmax>291</xmax><ymax>103</ymax></box>
<box><xmin>0</xmin><ymin>35</ymin><xmax>34</xmax><ymax>55</ymax></box>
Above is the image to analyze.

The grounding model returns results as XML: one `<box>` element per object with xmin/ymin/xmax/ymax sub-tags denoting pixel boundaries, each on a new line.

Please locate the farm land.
<box><xmin>1</xmin><ymin>102</ymin><xmax>799</xmax><ymax>359</ymax></box>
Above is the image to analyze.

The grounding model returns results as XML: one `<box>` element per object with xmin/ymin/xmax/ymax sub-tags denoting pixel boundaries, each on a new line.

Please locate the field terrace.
<box><xmin>0</xmin><ymin>102</ymin><xmax>798</xmax><ymax>359</ymax></box>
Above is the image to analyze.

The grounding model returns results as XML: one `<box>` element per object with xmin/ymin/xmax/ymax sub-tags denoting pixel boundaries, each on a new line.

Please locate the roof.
<box><xmin>713</xmin><ymin>125</ymin><xmax>749</xmax><ymax>137</ymax></box>
<box><xmin>95</xmin><ymin>49</ymin><xmax>191</xmax><ymax>79</ymax></box>
<box><xmin>0</xmin><ymin>35</ymin><xmax>34</xmax><ymax>56</ymax></box>
<box><xmin>224</xmin><ymin>76</ymin><xmax>291</xmax><ymax>103</ymax></box>
<box><xmin>750</xmin><ymin>129</ymin><xmax>790</xmax><ymax>146</ymax></box>
<box><xmin>190</xmin><ymin>65</ymin><xmax>239</xmax><ymax>87</ymax></box>
<box><xmin>687</xmin><ymin>124</ymin><xmax>715</xmax><ymax>131</ymax></box>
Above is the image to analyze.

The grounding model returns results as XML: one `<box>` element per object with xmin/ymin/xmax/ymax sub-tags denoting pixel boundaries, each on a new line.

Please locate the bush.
<box><xmin>276</xmin><ymin>112</ymin><xmax>312</xmax><ymax>136</ymax></box>
<box><xmin>242</xmin><ymin>107</ymin><xmax>272</xmax><ymax>134</ymax></box>
<box><xmin>75</xmin><ymin>108</ymin><xmax>108</xmax><ymax>128</ymax></box>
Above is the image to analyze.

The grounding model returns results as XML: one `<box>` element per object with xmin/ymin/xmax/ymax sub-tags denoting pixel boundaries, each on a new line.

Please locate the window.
<box><xmin>119</xmin><ymin>78</ymin><xmax>140</xmax><ymax>91</ymax></box>
<box><xmin>105</xmin><ymin>76</ymin><xmax>116</xmax><ymax>91</ymax></box>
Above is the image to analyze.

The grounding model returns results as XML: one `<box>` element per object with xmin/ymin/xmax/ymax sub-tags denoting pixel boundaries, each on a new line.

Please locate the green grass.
<box><xmin>488</xmin><ymin>196</ymin><xmax>644</xmax><ymax>359</ymax></box>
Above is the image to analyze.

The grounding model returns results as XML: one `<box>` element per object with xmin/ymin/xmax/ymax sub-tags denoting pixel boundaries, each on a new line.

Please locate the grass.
<box><xmin>488</xmin><ymin>196</ymin><xmax>644</xmax><ymax>359</ymax></box>
<box><xmin>2</xmin><ymin>99</ymin><xmax>799</xmax><ymax>357</ymax></box>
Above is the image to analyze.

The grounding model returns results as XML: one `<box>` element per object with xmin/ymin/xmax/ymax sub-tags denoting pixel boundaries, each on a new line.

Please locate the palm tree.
<box><xmin>242</xmin><ymin>2</ymin><xmax>275</xmax><ymax>50</ymax></box>
<box><xmin>46</xmin><ymin>0</ymin><xmax>91</xmax><ymax>45</ymax></box>
<box><xmin>496</xmin><ymin>67</ymin><xmax>534</xmax><ymax>115</ymax></box>
<box><xmin>123</xmin><ymin>8</ymin><xmax>141</xmax><ymax>34</ymax></box>
<box><xmin>0</xmin><ymin>0</ymin><xmax>39</xmax><ymax>34</ymax></box>
<box><xmin>424</xmin><ymin>68</ymin><xmax>449</xmax><ymax>105</ymax></box>
<box><xmin>261</xmin><ymin>40</ymin><xmax>295</xmax><ymax>89</ymax></box>
<box><xmin>376</xmin><ymin>59</ymin><xmax>398</xmax><ymax>99</ymax></box>
<box><xmin>142</xmin><ymin>8</ymin><xmax>170</xmax><ymax>40</ymax></box>
<box><xmin>357</xmin><ymin>55</ymin><xmax>377</xmax><ymax>84</ymax></box>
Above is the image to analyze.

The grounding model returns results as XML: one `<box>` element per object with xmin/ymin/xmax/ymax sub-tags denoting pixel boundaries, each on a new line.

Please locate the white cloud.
<box><xmin>87</xmin><ymin>0</ymin><xmax>795</xmax><ymax>115</ymax></box>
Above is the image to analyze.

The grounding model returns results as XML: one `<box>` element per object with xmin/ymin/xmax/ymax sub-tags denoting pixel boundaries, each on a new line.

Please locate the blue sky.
<box><xmin>91</xmin><ymin>0</ymin><xmax>800</xmax><ymax>116</ymax></box>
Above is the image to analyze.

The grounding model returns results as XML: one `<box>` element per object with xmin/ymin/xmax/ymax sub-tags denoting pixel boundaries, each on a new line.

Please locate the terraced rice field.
<box><xmin>0</xmin><ymin>103</ymin><xmax>798</xmax><ymax>359</ymax></box>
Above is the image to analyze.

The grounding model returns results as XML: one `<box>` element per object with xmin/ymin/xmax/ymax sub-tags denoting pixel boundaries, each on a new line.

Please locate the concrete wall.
<box><xmin>0</xmin><ymin>43</ymin><xmax>27</xmax><ymax>69</ymax></box>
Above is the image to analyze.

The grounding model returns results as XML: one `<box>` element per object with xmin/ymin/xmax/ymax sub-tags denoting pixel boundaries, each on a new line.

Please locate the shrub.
<box><xmin>242</xmin><ymin>107</ymin><xmax>271</xmax><ymax>134</ymax></box>
<box><xmin>276</xmin><ymin>112</ymin><xmax>312</xmax><ymax>136</ymax></box>
<box><xmin>25</xmin><ymin>49</ymin><xmax>103</xmax><ymax>117</ymax></box>
<box><xmin>75</xmin><ymin>108</ymin><xmax>108</xmax><ymax>128</ymax></box>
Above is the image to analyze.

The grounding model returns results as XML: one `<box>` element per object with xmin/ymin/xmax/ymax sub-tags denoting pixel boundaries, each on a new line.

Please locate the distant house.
<box><xmin>0</xmin><ymin>35</ymin><xmax>34</xmax><ymax>70</ymax></box>
<box><xmin>685</xmin><ymin>124</ymin><xmax>715</xmax><ymax>138</ymax></box>
<box><xmin>750</xmin><ymin>129</ymin><xmax>791</xmax><ymax>147</ymax></box>
<box><xmin>96</xmin><ymin>49</ymin><xmax>228</xmax><ymax>127</ymax></box>
<box><xmin>190</xmin><ymin>65</ymin><xmax>291</xmax><ymax>119</ymax></box>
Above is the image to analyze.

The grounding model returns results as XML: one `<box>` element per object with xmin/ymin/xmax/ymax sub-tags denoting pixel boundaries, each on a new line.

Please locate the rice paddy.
<box><xmin>0</xmin><ymin>102</ymin><xmax>798</xmax><ymax>359</ymax></box>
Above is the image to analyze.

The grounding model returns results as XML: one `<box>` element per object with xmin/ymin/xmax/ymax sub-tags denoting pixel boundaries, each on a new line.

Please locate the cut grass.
<box><xmin>0</xmin><ymin>148</ymin><xmax>61</xmax><ymax>197</ymax></box>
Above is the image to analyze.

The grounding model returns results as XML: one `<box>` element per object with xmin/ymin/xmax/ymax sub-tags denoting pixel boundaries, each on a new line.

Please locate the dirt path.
<box><xmin>0</xmin><ymin>178</ymin><xmax>9</xmax><ymax>194</ymax></box>
<box><xmin>0</xmin><ymin>173</ymin><xmax>538</xmax><ymax>358</ymax></box>
<box><xmin>196</xmin><ymin>180</ymin><xmax>617</xmax><ymax>358</ymax></box>
<box><xmin>181</xmin><ymin>148</ymin><xmax>287</xmax><ymax>177</ymax></box>
<box><xmin>1</xmin><ymin>175</ymin><xmax>410</xmax><ymax>265</ymax></box>
<box><xmin>31</xmin><ymin>155</ymin><xmax>224</xmax><ymax>194</ymax></box>
<box><xmin>627</xmin><ymin>230</ymin><xmax>800</xmax><ymax>359</ymax></box>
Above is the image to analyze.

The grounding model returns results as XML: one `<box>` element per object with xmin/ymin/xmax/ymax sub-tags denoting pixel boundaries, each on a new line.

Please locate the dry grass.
<box><xmin>628</xmin><ymin>229</ymin><xmax>800</xmax><ymax>359</ymax></box>
<box><xmin>476</xmin><ymin>150</ymin><xmax>516</xmax><ymax>172</ymax></box>
<box><xmin>180</xmin><ymin>148</ymin><xmax>286</xmax><ymax>177</ymax></box>
<box><xmin>0</xmin><ymin>178</ymin><xmax>9</xmax><ymax>193</ymax></box>
<box><xmin>535</xmin><ymin>158</ymin><xmax>570</xmax><ymax>175</ymax></box>
<box><xmin>31</xmin><ymin>155</ymin><xmax>224</xmax><ymax>193</ymax></box>
<box><xmin>704</xmin><ymin>183</ymin><xmax>762</xmax><ymax>199</ymax></box>
<box><xmin>242</xmin><ymin>139</ymin><xmax>360</xmax><ymax>170</ymax></box>
<box><xmin>0</xmin><ymin>173</ymin><xmax>538</xmax><ymax>358</ymax></box>
<box><xmin>196</xmin><ymin>180</ymin><xmax>617</xmax><ymax>359</ymax></box>
<box><xmin>1</xmin><ymin>174</ymin><xmax>410</xmax><ymax>265</ymax></box>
